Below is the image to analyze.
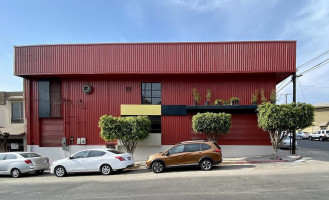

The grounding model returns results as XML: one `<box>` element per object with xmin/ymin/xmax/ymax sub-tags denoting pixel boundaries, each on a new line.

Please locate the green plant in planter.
<box><xmin>251</xmin><ymin>90</ymin><xmax>259</xmax><ymax>105</ymax></box>
<box><xmin>192</xmin><ymin>88</ymin><xmax>201</xmax><ymax>105</ymax></box>
<box><xmin>205</xmin><ymin>89</ymin><xmax>212</xmax><ymax>105</ymax></box>
<box><xmin>230</xmin><ymin>97</ymin><xmax>240</xmax><ymax>105</ymax></box>
<box><xmin>223</xmin><ymin>100</ymin><xmax>230</xmax><ymax>105</ymax></box>
<box><xmin>260</xmin><ymin>88</ymin><xmax>267</xmax><ymax>103</ymax></box>
<box><xmin>270</xmin><ymin>89</ymin><xmax>276</xmax><ymax>104</ymax></box>
<box><xmin>214</xmin><ymin>99</ymin><xmax>222</xmax><ymax>105</ymax></box>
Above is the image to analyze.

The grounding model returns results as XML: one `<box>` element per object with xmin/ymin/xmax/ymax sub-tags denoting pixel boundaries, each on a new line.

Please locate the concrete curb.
<box><xmin>221</xmin><ymin>155</ymin><xmax>303</xmax><ymax>165</ymax></box>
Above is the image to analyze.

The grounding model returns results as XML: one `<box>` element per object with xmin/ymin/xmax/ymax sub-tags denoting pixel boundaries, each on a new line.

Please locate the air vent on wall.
<box><xmin>83</xmin><ymin>84</ymin><xmax>92</xmax><ymax>94</ymax></box>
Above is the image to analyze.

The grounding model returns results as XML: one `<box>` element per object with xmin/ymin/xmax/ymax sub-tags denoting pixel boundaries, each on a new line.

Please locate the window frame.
<box><xmin>11</xmin><ymin>101</ymin><xmax>24</xmax><ymax>123</ymax></box>
<box><xmin>141</xmin><ymin>82</ymin><xmax>161</xmax><ymax>105</ymax></box>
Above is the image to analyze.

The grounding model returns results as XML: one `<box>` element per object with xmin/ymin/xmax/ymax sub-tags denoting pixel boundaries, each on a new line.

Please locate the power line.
<box><xmin>298</xmin><ymin>57</ymin><xmax>329</xmax><ymax>76</ymax></box>
<box><xmin>277</xmin><ymin>79</ymin><xmax>292</xmax><ymax>93</ymax></box>
<box><xmin>297</xmin><ymin>49</ymin><xmax>329</xmax><ymax>71</ymax></box>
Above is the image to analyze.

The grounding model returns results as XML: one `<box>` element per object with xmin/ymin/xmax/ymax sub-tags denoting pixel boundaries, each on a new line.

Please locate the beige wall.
<box><xmin>303</xmin><ymin>106</ymin><xmax>329</xmax><ymax>134</ymax></box>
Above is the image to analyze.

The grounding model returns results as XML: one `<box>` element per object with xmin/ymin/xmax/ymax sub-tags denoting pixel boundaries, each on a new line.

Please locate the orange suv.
<box><xmin>146</xmin><ymin>141</ymin><xmax>222</xmax><ymax>173</ymax></box>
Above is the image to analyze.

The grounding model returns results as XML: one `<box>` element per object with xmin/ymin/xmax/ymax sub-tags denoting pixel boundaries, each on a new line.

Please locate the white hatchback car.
<box><xmin>51</xmin><ymin>149</ymin><xmax>134</xmax><ymax>177</ymax></box>
<box><xmin>0</xmin><ymin>152</ymin><xmax>50</xmax><ymax>178</ymax></box>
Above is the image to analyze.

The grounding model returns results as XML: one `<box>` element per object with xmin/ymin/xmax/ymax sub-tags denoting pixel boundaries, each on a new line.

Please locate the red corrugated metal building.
<box><xmin>14</xmin><ymin>41</ymin><xmax>296</xmax><ymax>161</ymax></box>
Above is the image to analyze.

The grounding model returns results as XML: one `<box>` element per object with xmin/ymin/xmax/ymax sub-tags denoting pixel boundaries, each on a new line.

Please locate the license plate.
<box><xmin>127</xmin><ymin>157</ymin><xmax>131</xmax><ymax>160</ymax></box>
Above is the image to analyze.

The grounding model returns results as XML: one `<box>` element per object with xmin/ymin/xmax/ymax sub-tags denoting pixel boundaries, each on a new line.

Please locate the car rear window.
<box><xmin>20</xmin><ymin>153</ymin><xmax>41</xmax><ymax>158</ymax></box>
<box><xmin>107</xmin><ymin>149</ymin><xmax>124</xmax><ymax>154</ymax></box>
<box><xmin>184</xmin><ymin>144</ymin><xmax>201</xmax><ymax>152</ymax></box>
<box><xmin>201</xmin><ymin>144</ymin><xmax>211</xmax><ymax>150</ymax></box>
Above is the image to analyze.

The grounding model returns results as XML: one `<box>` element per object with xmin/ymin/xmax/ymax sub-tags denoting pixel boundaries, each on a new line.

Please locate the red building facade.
<box><xmin>15</xmin><ymin>41</ymin><xmax>296</xmax><ymax>161</ymax></box>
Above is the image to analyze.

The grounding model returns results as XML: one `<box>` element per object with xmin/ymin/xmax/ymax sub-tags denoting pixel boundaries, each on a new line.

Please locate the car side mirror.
<box><xmin>69</xmin><ymin>156</ymin><xmax>74</xmax><ymax>159</ymax></box>
<box><xmin>163</xmin><ymin>152</ymin><xmax>169</xmax><ymax>156</ymax></box>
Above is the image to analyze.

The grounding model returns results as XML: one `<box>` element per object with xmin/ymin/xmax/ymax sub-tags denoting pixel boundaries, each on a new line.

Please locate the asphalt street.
<box><xmin>0</xmin><ymin>144</ymin><xmax>328</xmax><ymax>200</ymax></box>
<box><xmin>298</xmin><ymin>139</ymin><xmax>329</xmax><ymax>151</ymax></box>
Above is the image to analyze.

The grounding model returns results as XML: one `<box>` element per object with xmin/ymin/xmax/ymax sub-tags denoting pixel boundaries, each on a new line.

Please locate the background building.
<box><xmin>303</xmin><ymin>103</ymin><xmax>329</xmax><ymax>133</ymax></box>
<box><xmin>0</xmin><ymin>91</ymin><xmax>26</xmax><ymax>152</ymax></box>
<box><xmin>14</xmin><ymin>41</ymin><xmax>296</xmax><ymax>162</ymax></box>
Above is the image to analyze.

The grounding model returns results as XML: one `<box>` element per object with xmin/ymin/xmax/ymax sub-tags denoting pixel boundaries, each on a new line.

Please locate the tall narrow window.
<box><xmin>11</xmin><ymin>102</ymin><xmax>23</xmax><ymax>123</ymax></box>
<box><xmin>141</xmin><ymin>83</ymin><xmax>161</xmax><ymax>105</ymax></box>
<box><xmin>38</xmin><ymin>80</ymin><xmax>61</xmax><ymax>118</ymax></box>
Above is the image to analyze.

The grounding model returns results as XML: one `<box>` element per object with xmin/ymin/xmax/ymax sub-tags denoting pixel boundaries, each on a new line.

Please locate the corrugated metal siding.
<box><xmin>26</xmin><ymin>77</ymin><xmax>273</xmax><ymax>146</ymax></box>
<box><xmin>190</xmin><ymin>114</ymin><xmax>271</xmax><ymax>145</ymax></box>
<box><xmin>162</xmin><ymin>116</ymin><xmax>192</xmax><ymax>145</ymax></box>
<box><xmin>15</xmin><ymin>41</ymin><xmax>296</xmax><ymax>76</ymax></box>
<box><xmin>40</xmin><ymin>119</ymin><xmax>63</xmax><ymax>147</ymax></box>
<box><xmin>162</xmin><ymin>77</ymin><xmax>276</xmax><ymax>105</ymax></box>
<box><xmin>62</xmin><ymin>79</ymin><xmax>141</xmax><ymax>145</ymax></box>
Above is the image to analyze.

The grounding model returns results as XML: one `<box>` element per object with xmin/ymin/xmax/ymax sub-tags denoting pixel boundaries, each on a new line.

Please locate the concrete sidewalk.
<box><xmin>131</xmin><ymin>149</ymin><xmax>302</xmax><ymax>170</ymax></box>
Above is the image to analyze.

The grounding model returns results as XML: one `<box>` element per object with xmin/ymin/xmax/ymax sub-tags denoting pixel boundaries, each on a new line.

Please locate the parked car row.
<box><xmin>0</xmin><ymin>140</ymin><xmax>223</xmax><ymax>178</ymax></box>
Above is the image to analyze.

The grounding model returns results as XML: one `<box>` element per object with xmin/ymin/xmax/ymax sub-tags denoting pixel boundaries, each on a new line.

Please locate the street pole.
<box><xmin>292</xmin><ymin>72</ymin><xmax>297</xmax><ymax>154</ymax></box>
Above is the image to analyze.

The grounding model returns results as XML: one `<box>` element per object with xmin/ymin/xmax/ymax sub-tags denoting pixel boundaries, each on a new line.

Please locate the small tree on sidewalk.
<box><xmin>257</xmin><ymin>102</ymin><xmax>314</xmax><ymax>159</ymax></box>
<box><xmin>99</xmin><ymin>115</ymin><xmax>151</xmax><ymax>155</ymax></box>
<box><xmin>192</xmin><ymin>112</ymin><xmax>232</xmax><ymax>141</ymax></box>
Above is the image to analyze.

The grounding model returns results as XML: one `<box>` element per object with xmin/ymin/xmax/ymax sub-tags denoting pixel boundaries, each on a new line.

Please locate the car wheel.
<box><xmin>309</xmin><ymin>137</ymin><xmax>312</xmax><ymax>141</ymax></box>
<box><xmin>320</xmin><ymin>137</ymin><xmax>323</xmax><ymax>141</ymax></box>
<box><xmin>299</xmin><ymin>136</ymin><xmax>303</xmax><ymax>140</ymax></box>
<box><xmin>35</xmin><ymin>170</ymin><xmax>44</xmax><ymax>175</ymax></box>
<box><xmin>152</xmin><ymin>161</ymin><xmax>164</xmax><ymax>173</ymax></box>
<box><xmin>11</xmin><ymin>168</ymin><xmax>21</xmax><ymax>178</ymax></box>
<box><xmin>200</xmin><ymin>159</ymin><xmax>212</xmax><ymax>171</ymax></box>
<box><xmin>100</xmin><ymin>164</ymin><xmax>112</xmax><ymax>175</ymax></box>
<box><xmin>55</xmin><ymin>166</ymin><xmax>66</xmax><ymax>177</ymax></box>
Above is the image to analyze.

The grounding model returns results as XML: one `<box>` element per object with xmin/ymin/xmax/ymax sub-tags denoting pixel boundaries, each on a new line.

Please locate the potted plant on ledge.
<box><xmin>231</xmin><ymin>97</ymin><xmax>240</xmax><ymax>105</ymax></box>
<box><xmin>260</xmin><ymin>88</ymin><xmax>268</xmax><ymax>103</ymax></box>
<box><xmin>270</xmin><ymin>89</ymin><xmax>276</xmax><ymax>104</ymax></box>
<box><xmin>205</xmin><ymin>89</ymin><xmax>212</xmax><ymax>105</ymax></box>
<box><xmin>192</xmin><ymin>88</ymin><xmax>201</xmax><ymax>105</ymax></box>
<box><xmin>214</xmin><ymin>99</ymin><xmax>222</xmax><ymax>105</ymax></box>
<box><xmin>251</xmin><ymin>90</ymin><xmax>259</xmax><ymax>105</ymax></box>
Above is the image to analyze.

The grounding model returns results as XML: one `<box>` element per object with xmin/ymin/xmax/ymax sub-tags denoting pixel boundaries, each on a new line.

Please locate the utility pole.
<box><xmin>291</xmin><ymin>72</ymin><xmax>297</xmax><ymax>154</ymax></box>
<box><xmin>281</xmin><ymin>93</ymin><xmax>291</xmax><ymax>104</ymax></box>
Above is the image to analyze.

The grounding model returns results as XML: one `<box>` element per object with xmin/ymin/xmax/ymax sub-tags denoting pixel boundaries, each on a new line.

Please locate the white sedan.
<box><xmin>0</xmin><ymin>152</ymin><xmax>49</xmax><ymax>178</ymax></box>
<box><xmin>51</xmin><ymin>149</ymin><xmax>134</xmax><ymax>177</ymax></box>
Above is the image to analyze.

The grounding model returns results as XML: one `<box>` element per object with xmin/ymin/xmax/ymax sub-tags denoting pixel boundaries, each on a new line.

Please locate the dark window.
<box><xmin>149</xmin><ymin>116</ymin><xmax>161</xmax><ymax>133</ymax></box>
<box><xmin>72</xmin><ymin>151</ymin><xmax>89</xmax><ymax>159</ymax></box>
<box><xmin>11</xmin><ymin>102</ymin><xmax>23</xmax><ymax>123</ymax></box>
<box><xmin>88</xmin><ymin>151</ymin><xmax>106</xmax><ymax>157</ymax></box>
<box><xmin>168</xmin><ymin>145</ymin><xmax>184</xmax><ymax>154</ymax></box>
<box><xmin>201</xmin><ymin>144</ymin><xmax>211</xmax><ymax>151</ymax></box>
<box><xmin>141</xmin><ymin>83</ymin><xmax>161</xmax><ymax>105</ymax></box>
<box><xmin>20</xmin><ymin>153</ymin><xmax>41</xmax><ymax>158</ymax></box>
<box><xmin>184</xmin><ymin>144</ymin><xmax>201</xmax><ymax>152</ymax></box>
<box><xmin>39</xmin><ymin>80</ymin><xmax>61</xmax><ymax>118</ymax></box>
<box><xmin>5</xmin><ymin>154</ymin><xmax>17</xmax><ymax>160</ymax></box>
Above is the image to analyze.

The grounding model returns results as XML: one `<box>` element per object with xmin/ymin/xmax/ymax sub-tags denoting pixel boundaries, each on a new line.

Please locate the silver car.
<box><xmin>0</xmin><ymin>152</ymin><xmax>50</xmax><ymax>178</ymax></box>
<box><xmin>280</xmin><ymin>136</ymin><xmax>298</xmax><ymax>149</ymax></box>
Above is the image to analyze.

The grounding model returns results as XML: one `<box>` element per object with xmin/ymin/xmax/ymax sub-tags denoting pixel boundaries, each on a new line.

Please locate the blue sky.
<box><xmin>0</xmin><ymin>0</ymin><xmax>329</xmax><ymax>104</ymax></box>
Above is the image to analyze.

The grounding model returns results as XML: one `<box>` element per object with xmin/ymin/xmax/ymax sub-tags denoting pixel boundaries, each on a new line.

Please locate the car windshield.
<box><xmin>107</xmin><ymin>149</ymin><xmax>124</xmax><ymax>154</ymax></box>
<box><xmin>20</xmin><ymin>153</ymin><xmax>41</xmax><ymax>158</ymax></box>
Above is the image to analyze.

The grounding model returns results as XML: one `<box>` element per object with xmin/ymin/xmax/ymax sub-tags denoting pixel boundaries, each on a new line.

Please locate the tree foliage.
<box><xmin>257</xmin><ymin>102</ymin><xmax>314</xmax><ymax>159</ymax></box>
<box><xmin>192</xmin><ymin>112</ymin><xmax>232</xmax><ymax>141</ymax></box>
<box><xmin>99</xmin><ymin>115</ymin><xmax>151</xmax><ymax>154</ymax></box>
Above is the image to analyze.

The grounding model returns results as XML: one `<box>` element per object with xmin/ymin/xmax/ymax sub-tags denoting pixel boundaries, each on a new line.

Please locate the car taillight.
<box><xmin>25</xmin><ymin>159</ymin><xmax>32</xmax><ymax>164</ymax></box>
<box><xmin>46</xmin><ymin>158</ymin><xmax>49</xmax><ymax>163</ymax></box>
<box><xmin>214</xmin><ymin>149</ymin><xmax>221</xmax><ymax>152</ymax></box>
<box><xmin>115</xmin><ymin>156</ymin><xmax>126</xmax><ymax>161</ymax></box>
